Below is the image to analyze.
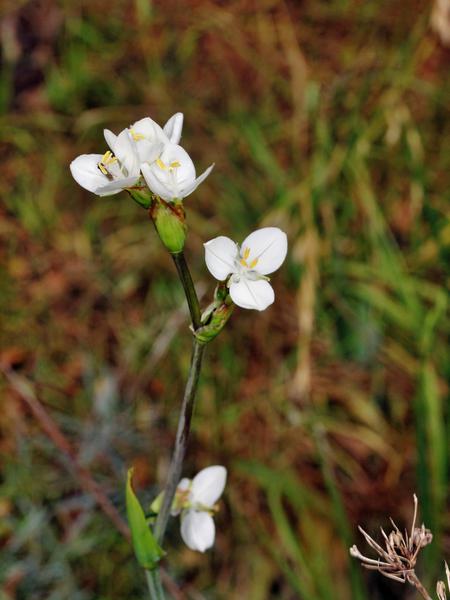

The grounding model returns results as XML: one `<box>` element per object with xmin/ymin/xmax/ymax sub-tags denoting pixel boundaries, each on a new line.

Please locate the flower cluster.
<box><xmin>70</xmin><ymin>112</ymin><xmax>288</xmax><ymax>312</ymax></box>
<box><xmin>70</xmin><ymin>113</ymin><xmax>213</xmax><ymax>201</ymax></box>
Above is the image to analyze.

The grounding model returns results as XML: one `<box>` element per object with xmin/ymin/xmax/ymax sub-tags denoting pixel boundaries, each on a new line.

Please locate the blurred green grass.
<box><xmin>0</xmin><ymin>0</ymin><xmax>449</xmax><ymax>598</ymax></box>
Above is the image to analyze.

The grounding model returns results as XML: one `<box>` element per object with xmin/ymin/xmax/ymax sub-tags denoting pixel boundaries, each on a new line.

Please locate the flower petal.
<box><xmin>240</xmin><ymin>227</ymin><xmax>288</xmax><ymax>275</ymax></box>
<box><xmin>159</xmin><ymin>144</ymin><xmax>196</xmax><ymax>185</ymax></box>
<box><xmin>70</xmin><ymin>154</ymin><xmax>113</xmax><ymax>194</ymax></box>
<box><xmin>163</xmin><ymin>112</ymin><xmax>183</xmax><ymax>144</ymax></box>
<box><xmin>103</xmin><ymin>129</ymin><xmax>117</xmax><ymax>151</ymax></box>
<box><xmin>177</xmin><ymin>478</ymin><xmax>191</xmax><ymax>492</ymax></box>
<box><xmin>229</xmin><ymin>279</ymin><xmax>275</xmax><ymax>311</ymax></box>
<box><xmin>96</xmin><ymin>175</ymin><xmax>140</xmax><ymax>196</ymax></box>
<box><xmin>191</xmin><ymin>466</ymin><xmax>227</xmax><ymax>506</ymax></box>
<box><xmin>112</xmin><ymin>129</ymin><xmax>140</xmax><ymax>177</ymax></box>
<box><xmin>136</xmin><ymin>139</ymin><xmax>165</xmax><ymax>164</ymax></box>
<box><xmin>204</xmin><ymin>236</ymin><xmax>238</xmax><ymax>280</ymax></box>
<box><xmin>180</xmin><ymin>510</ymin><xmax>215</xmax><ymax>552</ymax></box>
<box><xmin>131</xmin><ymin>117</ymin><xmax>166</xmax><ymax>142</ymax></box>
<box><xmin>180</xmin><ymin>164</ymin><xmax>214</xmax><ymax>198</ymax></box>
<box><xmin>141</xmin><ymin>162</ymin><xmax>172</xmax><ymax>200</ymax></box>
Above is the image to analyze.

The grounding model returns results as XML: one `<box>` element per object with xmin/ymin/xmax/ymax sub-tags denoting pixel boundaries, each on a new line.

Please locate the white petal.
<box><xmin>131</xmin><ymin>117</ymin><xmax>166</xmax><ymax>142</ymax></box>
<box><xmin>229</xmin><ymin>279</ymin><xmax>275</xmax><ymax>311</ymax></box>
<box><xmin>103</xmin><ymin>129</ymin><xmax>117</xmax><ymax>151</ymax></box>
<box><xmin>141</xmin><ymin>162</ymin><xmax>172</xmax><ymax>200</ymax></box>
<box><xmin>163</xmin><ymin>112</ymin><xmax>183</xmax><ymax>144</ymax></box>
<box><xmin>204</xmin><ymin>236</ymin><xmax>238</xmax><ymax>280</ymax></box>
<box><xmin>96</xmin><ymin>174</ymin><xmax>140</xmax><ymax>196</ymax></box>
<box><xmin>159</xmin><ymin>144</ymin><xmax>196</xmax><ymax>185</ymax></box>
<box><xmin>180</xmin><ymin>164</ymin><xmax>214</xmax><ymax>198</ymax></box>
<box><xmin>191</xmin><ymin>466</ymin><xmax>227</xmax><ymax>506</ymax></box>
<box><xmin>136</xmin><ymin>139</ymin><xmax>165</xmax><ymax>164</ymax></box>
<box><xmin>180</xmin><ymin>510</ymin><xmax>215</xmax><ymax>552</ymax></box>
<box><xmin>112</xmin><ymin>129</ymin><xmax>140</xmax><ymax>177</ymax></box>
<box><xmin>240</xmin><ymin>227</ymin><xmax>288</xmax><ymax>275</ymax></box>
<box><xmin>70</xmin><ymin>154</ymin><xmax>110</xmax><ymax>194</ymax></box>
<box><xmin>177</xmin><ymin>477</ymin><xmax>191</xmax><ymax>492</ymax></box>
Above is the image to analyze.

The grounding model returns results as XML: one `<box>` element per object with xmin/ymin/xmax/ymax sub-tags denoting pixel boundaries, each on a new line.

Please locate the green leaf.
<box><xmin>126</xmin><ymin>468</ymin><xmax>165</xmax><ymax>570</ymax></box>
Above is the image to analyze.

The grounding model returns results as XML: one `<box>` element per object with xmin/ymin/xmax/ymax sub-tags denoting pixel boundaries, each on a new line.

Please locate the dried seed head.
<box><xmin>349</xmin><ymin>495</ymin><xmax>433</xmax><ymax>586</ymax></box>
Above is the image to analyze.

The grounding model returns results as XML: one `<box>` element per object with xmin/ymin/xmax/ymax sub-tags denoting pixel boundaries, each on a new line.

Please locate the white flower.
<box><xmin>70</xmin><ymin>128</ymin><xmax>140</xmax><ymax>196</ymax></box>
<box><xmin>173</xmin><ymin>465</ymin><xmax>227</xmax><ymax>553</ymax></box>
<box><xmin>126</xmin><ymin>112</ymin><xmax>184</xmax><ymax>164</ymax></box>
<box><xmin>141</xmin><ymin>143</ymin><xmax>214</xmax><ymax>202</ymax></box>
<box><xmin>204</xmin><ymin>227</ymin><xmax>287</xmax><ymax>311</ymax></box>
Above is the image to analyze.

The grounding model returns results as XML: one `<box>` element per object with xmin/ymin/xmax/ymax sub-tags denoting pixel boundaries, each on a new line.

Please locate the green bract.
<box><xmin>126</xmin><ymin>468</ymin><xmax>165</xmax><ymax>570</ymax></box>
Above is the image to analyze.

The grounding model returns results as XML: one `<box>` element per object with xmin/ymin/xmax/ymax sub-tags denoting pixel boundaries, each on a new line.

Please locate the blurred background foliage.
<box><xmin>0</xmin><ymin>0</ymin><xmax>449</xmax><ymax>598</ymax></box>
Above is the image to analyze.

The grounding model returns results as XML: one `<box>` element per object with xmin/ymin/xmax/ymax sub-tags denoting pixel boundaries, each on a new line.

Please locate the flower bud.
<box><xmin>128</xmin><ymin>186</ymin><xmax>153</xmax><ymax>209</ymax></box>
<box><xmin>194</xmin><ymin>291</ymin><xmax>234</xmax><ymax>344</ymax></box>
<box><xmin>150</xmin><ymin>196</ymin><xmax>187</xmax><ymax>253</ymax></box>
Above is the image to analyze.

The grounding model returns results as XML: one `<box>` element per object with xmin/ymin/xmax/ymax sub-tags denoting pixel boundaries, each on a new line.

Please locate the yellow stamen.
<box><xmin>130</xmin><ymin>128</ymin><xmax>145</xmax><ymax>141</ymax></box>
<box><xmin>156</xmin><ymin>158</ymin><xmax>167</xmax><ymax>170</ymax></box>
<box><xmin>249</xmin><ymin>257</ymin><xmax>259</xmax><ymax>269</ymax></box>
<box><xmin>169</xmin><ymin>161</ymin><xmax>181</xmax><ymax>168</ymax></box>
<box><xmin>101</xmin><ymin>150</ymin><xmax>117</xmax><ymax>165</ymax></box>
<box><xmin>98</xmin><ymin>150</ymin><xmax>117</xmax><ymax>175</ymax></box>
<box><xmin>243</xmin><ymin>247</ymin><xmax>250</xmax><ymax>260</ymax></box>
<box><xmin>240</xmin><ymin>258</ymin><xmax>248</xmax><ymax>267</ymax></box>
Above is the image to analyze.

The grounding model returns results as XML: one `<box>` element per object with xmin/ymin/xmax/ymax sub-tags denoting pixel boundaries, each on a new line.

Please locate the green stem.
<box><xmin>172</xmin><ymin>252</ymin><xmax>202</xmax><ymax>331</ymax></box>
<box><xmin>145</xmin><ymin>250</ymin><xmax>205</xmax><ymax>598</ymax></box>
<box><xmin>146</xmin><ymin>570</ymin><xmax>165</xmax><ymax>600</ymax></box>
<box><xmin>154</xmin><ymin>339</ymin><xmax>205</xmax><ymax>543</ymax></box>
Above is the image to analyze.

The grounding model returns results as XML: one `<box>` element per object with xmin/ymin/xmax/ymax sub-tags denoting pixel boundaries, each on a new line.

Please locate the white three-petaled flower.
<box><xmin>172</xmin><ymin>465</ymin><xmax>227</xmax><ymax>553</ymax></box>
<box><xmin>70</xmin><ymin>128</ymin><xmax>141</xmax><ymax>196</ymax></box>
<box><xmin>204</xmin><ymin>227</ymin><xmax>288</xmax><ymax>311</ymax></box>
<box><xmin>141</xmin><ymin>143</ymin><xmax>214</xmax><ymax>202</ymax></box>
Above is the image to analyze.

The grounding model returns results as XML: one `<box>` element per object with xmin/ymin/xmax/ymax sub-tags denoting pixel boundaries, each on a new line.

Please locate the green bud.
<box><xmin>194</xmin><ymin>294</ymin><xmax>234</xmax><ymax>344</ymax></box>
<box><xmin>150</xmin><ymin>197</ymin><xmax>187</xmax><ymax>253</ymax></box>
<box><xmin>127</xmin><ymin>186</ymin><xmax>153</xmax><ymax>209</ymax></box>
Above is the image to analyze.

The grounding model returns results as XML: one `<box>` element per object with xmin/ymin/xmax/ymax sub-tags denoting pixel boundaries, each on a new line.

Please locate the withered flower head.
<box><xmin>349</xmin><ymin>495</ymin><xmax>432</xmax><ymax>585</ymax></box>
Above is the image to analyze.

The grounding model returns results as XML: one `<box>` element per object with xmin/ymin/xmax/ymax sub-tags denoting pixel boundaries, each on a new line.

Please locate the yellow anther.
<box><xmin>249</xmin><ymin>257</ymin><xmax>259</xmax><ymax>269</ymax></box>
<box><xmin>240</xmin><ymin>258</ymin><xmax>248</xmax><ymax>267</ymax></box>
<box><xmin>101</xmin><ymin>150</ymin><xmax>117</xmax><ymax>165</ymax></box>
<box><xmin>243</xmin><ymin>247</ymin><xmax>250</xmax><ymax>260</ymax></box>
<box><xmin>98</xmin><ymin>150</ymin><xmax>117</xmax><ymax>175</ymax></box>
<box><xmin>169</xmin><ymin>161</ymin><xmax>181</xmax><ymax>168</ymax></box>
<box><xmin>156</xmin><ymin>158</ymin><xmax>167</xmax><ymax>170</ymax></box>
<box><xmin>130</xmin><ymin>128</ymin><xmax>145</xmax><ymax>141</ymax></box>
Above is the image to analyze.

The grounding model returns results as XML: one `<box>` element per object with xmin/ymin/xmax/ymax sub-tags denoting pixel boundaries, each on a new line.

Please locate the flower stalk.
<box><xmin>171</xmin><ymin>251</ymin><xmax>202</xmax><ymax>331</ymax></box>
<box><xmin>146</xmin><ymin>570</ymin><xmax>165</xmax><ymax>600</ymax></box>
<box><xmin>154</xmin><ymin>339</ymin><xmax>206</xmax><ymax>543</ymax></box>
